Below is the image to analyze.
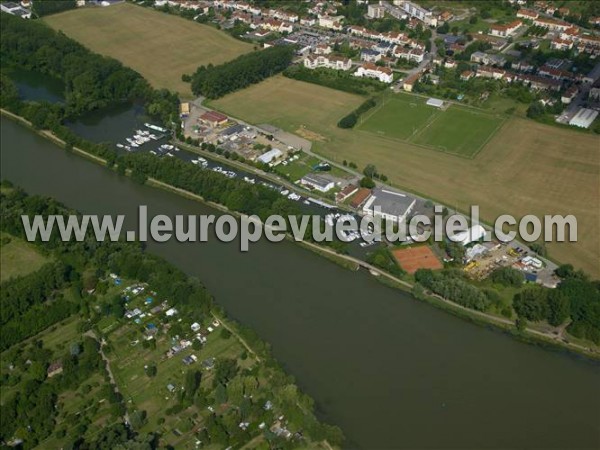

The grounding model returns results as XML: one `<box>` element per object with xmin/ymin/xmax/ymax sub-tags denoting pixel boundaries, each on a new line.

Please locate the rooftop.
<box><xmin>363</xmin><ymin>187</ymin><xmax>415</xmax><ymax>218</ymax></box>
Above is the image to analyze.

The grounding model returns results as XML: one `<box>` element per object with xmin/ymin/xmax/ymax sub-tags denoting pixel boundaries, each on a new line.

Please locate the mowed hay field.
<box><xmin>44</xmin><ymin>3</ymin><xmax>252</xmax><ymax>96</ymax></box>
<box><xmin>212</xmin><ymin>77</ymin><xmax>600</xmax><ymax>276</ymax></box>
<box><xmin>211</xmin><ymin>75</ymin><xmax>365</xmax><ymax>139</ymax></box>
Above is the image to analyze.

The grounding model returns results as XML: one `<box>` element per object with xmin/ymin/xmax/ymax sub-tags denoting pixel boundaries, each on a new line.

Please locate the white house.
<box><xmin>489</xmin><ymin>20</ymin><xmax>522</xmax><ymax>37</ymax></box>
<box><xmin>367</xmin><ymin>4</ymin><xmax>385</xmax><ymax>19</ymax></box>
<box><xmin>355</xmin><ymin>63</ymin><xmax>393</xmax><ymax>83</ymax></box>
<box><xmin>319</xmin><ymin>15</ymin><xmax>343</xmax><ymax>30</ymax></box>
<box><xmin>304</xmin><ymin>55</ymin><xmax>352</xmax><ymax>71</ymax></box>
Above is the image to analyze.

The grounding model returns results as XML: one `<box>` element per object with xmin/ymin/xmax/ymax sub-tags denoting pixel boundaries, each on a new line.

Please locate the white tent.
<box><xmin>450</xmin><ymin>225</ymin><xmax>487</xmax><ymax>246</ymax></box>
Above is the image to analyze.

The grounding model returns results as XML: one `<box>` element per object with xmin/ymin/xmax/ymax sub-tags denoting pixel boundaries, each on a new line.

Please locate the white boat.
<box><xmin>124</xmin><ymin>145</ymin><xmax>131</xmax><ymax>151</ymax></box>
<box><xmin>191</xmin><ymin>159</ymin><xmax>199</xmax><ymax>165</ymax></box>
<box><xmin>130</xmin><ymin>143</ymin><xmax>139</xmax><ymax>148</ymax></box>
<box><xmin>167</xmin><ymin>153</ymin><xmax>174</xmax><ymax>157</ymax></box>
<box><xmin>150</xmin><ymin>150</ymin><xmax>157</xmax><ymax>155</ymax></box>
<box><xmin>243</xmin><ymin>176</ymin><xmax>256</xmax><ymax>184</ymax></box>
<box><xmin>303</xmin><ymin>200</ymin><xmax>310</xmax><ymax>205</ymax></box>
<box><xmin>281</xmin><ymin>190</ymin><xmax>289</xmax><ymax>196</ymax></box>
<box><xmin>116</xmin><ymin>143</ymin><xmax>124</xmax><ymax>148</ymax></box>
<box><xmin>144</xmin><ymin>123</ymin><xmax>168</xmax><ymax>133</ymax></box>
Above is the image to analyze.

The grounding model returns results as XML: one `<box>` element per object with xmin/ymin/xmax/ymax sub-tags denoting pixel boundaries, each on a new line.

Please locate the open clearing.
<box><xmin>44</xmin><ymin>3</ymin><xmax>253</xmax><ymax>96</ymax></box>
<box><xmin>211</xmin><ymin>76</ymin><xmax>600</xmax><ymax>276</ymax></box>
<box><xmin>0</xmin><ymin>233</ymin><xmax>50</xmax><ymax>282</ymax></box>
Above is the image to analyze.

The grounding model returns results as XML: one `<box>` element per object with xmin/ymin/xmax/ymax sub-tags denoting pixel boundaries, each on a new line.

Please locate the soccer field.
<box><xmin>44</xmin><ymin>3</ymin><xmax>253</xmax><ymax>96</ymax></box>
<box><xmin>358</xmin><ymin>95</ymin><xmax>502</xmax><ymax>157</ymax></box>
<box><xmin>357</xmin><ymin>95</ymin><xmax>439</xmax><ymax>141</ymax></box>
<box><xmin>413</xmin><ymin>106</ymin><xmax>504</xmax><ymax>157</ymax></box>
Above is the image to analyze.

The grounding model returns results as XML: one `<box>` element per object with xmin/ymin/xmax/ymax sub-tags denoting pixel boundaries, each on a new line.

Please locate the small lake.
<box><xmin>5</xmin><ymin>66</ymin><xmax>65</xmax><ymax>104</ymax></box>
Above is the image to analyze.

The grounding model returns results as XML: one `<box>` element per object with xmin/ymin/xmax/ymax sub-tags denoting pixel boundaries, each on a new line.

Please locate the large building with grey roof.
<box><xmin>362</xmin><ymin>187</ymin><xmax>416</xmax><ymax>223</ymax></box>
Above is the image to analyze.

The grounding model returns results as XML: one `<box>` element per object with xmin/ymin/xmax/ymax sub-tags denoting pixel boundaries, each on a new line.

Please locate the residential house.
<box><xmin>304</xmin><ymin>54</ymin><xmax>353</xmax><ymax>71</ymax></box>
<box><xmin>319</xmin><ymin>15</ymin><xmax>343</xmax><ymax>30</ymax></box>
<box><xmin>517</xmin><ymin>9</ymin><xmax>538</xmax><ymax>20</ymax></box>
<box><xmin>367</xmin><ymin>4</ymin><xmax>385</xmax><ymax>19</ymax></box>
<box><xmin>394</xmin><ymin>46</ymin><xmax>424</xmax><ymax>63</ymax></box>
<box><xmin>489</xmin><ymin>20</ymin><xmax>522</xmax><ymax>37</ymax></box>
<box><xmin>403</xmin><ymin>72</ymin><xmax>421</xmax><ymax>91</ymax></box>
<box><xmin>561</xmin><ymin>86</ymin><xmax>578</xmax><ymax>104</ymax></box>
<box><xmin>551</xmin><ymin>38</ymin><xmax>573</xmax><ymax>51</ymax></box>
<box><xmin>314</xmin><ymin>44</ymin><xmax>332</xmax><ymax>55</ymax></box>
<box><xmin>355</xmin><ymin>63</ymin><xmax>394</xmax><ymax>83</ymax></box>
<box><xmin>533</xmin><ymin>17</ymin><xmax>572</xmax><ymax>32</ymax></box>
<box><xmin>361</xmin><ymin>48</ymin><xmax>382</xmax><ymax>62</ymax></box>
<box><xmin>401</xmin><ymin>1</ymin><xmax>437</xmax><ymax>26</ymax></box>
<box><xmin>460</xmin><ymin>70</ymin><xmax>475</xmax><ymax>81</ymax></box>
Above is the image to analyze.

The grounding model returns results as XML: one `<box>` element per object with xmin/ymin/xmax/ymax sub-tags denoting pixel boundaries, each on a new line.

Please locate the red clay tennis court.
<box><xmin>392</xmin><ymin>246</ymin><xmax>443</xmax><ymax>274</ymax></box>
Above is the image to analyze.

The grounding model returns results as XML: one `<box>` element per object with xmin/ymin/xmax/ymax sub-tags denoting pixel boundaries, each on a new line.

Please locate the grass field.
<box><xmin>358</xmin><ymin>95</ymin><xmax>438</xmax><ymax>141</ymax></box>
<box><xmin>357</xmin><ymin>95</ymin><xmax>503</xmax><ymax>157</ymax></box>
<box><xmin>0</xmin><ymin>233</ymin><xmax>50</xmax><ymax>282</ymax></box>
<box><xmin>210</xmin><ymin>76</ymin><xmax>600</xmax><ymax>276</ymax></box>
<box><xmin>412</xmin><ymin>106</ymin><xmax>503</xmax><ymax>157</ymax></box>
<box><xmin>44</xmin><ymin>3</ymin><xmax>253</xmax><ymax>96</ymax></box>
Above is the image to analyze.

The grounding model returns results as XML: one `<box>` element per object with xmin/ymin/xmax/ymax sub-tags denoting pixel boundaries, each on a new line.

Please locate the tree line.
<box><xmin>415</xmin><ymin>268</ymin><xmax>491</xmax><ymax>312</ymax></box>
<box><xmin>284</xmin><ymin>65</ymin><xmax>387</xmax><ymax>96</ymax></box>
<box><xmin>190</xmin><ymin>45</ymin><xmax>295</xmax><ymax>99</ymax></box>
<box><xmin>337</xmin><ymin>97</ymin><xmax>377</xmax><ymax>129</ymax></box>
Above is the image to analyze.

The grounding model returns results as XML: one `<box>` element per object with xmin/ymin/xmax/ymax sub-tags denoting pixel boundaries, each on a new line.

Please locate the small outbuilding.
<box><xmin>426</xmin><ymin>98</ymin><xmax>444</xmax><ymax>108</ymax></box>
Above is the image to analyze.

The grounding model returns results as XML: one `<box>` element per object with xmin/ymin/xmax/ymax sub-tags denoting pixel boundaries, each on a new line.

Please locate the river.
<box><xmin>1</xmin><ymin>118</ymin><xmax>599</xmax><ymax>449</ymax></box>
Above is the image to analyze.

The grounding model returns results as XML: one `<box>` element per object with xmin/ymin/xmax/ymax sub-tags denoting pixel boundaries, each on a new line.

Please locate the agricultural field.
<box><xmin>210</xmin><ymin>77</ymin><xmax>600</xmax><ymax>276</ymax></box>
<box><xmin>0</xmin><ymin>233</ymin><xmax>50</xmax><ymax>282</ymax></box>
<box><xmin>44</xmin><ymin>3</ymin><xmax>253</xmax><ymax>96</ymax></box>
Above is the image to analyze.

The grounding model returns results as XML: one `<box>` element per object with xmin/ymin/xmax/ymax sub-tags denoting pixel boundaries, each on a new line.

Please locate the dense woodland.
<box><xmin>190</xmin><ymin>45</ymin><xmax>295</xmax><ymax>98</ymax></box>
<box><xmin>0</xmin><ymin>13</ymin><xmax>179</xmax><ymax>123</ymax></box>
<box><xmin>31</xmin><ymin>0</ymin><xmax>77</xmax><ymax>17</ymax></box>
<box><xmin>513</xmin><ymin>266</ymin><xmax>600</xmax><ymax>343</ymax></box>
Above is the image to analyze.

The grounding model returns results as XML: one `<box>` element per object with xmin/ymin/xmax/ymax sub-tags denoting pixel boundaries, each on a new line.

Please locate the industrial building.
<box><xmin>361</xmin><ymin>187</ymin><xmax>416</xmax><ymax>223</ymax></box>
<box><xmin>300</xmin><ymin>174</ymin><xmax>335</xmax><ymax>192</ymax></box>
<box><xmin>256</xmin><ymin>148</ymin><xmax>283</xmax><ymax>165</ymax></box>
<box><xmin>569</xmin><ymin>108</ymin><xmax>598</xmax><ymax>128</ymax></box>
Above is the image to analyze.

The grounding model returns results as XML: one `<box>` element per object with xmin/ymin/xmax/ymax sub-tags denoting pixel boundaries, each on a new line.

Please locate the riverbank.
<box><xmin>2</xmin><ymin>108</ymin><xmax>598</xmax><ymax>361</ymax></box>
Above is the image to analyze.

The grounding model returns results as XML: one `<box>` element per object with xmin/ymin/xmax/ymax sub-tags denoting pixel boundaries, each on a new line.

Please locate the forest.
<box><xmin>0</xmin><ymin>13</ymin><xmax>179</xmax><ymax>124</ymax></box>
<box><xmin>190</xmin><ymin>45</ymin><xmax>295</xmax><ymax>98</ymax></box>
<box><xmin>513</xmin><ymin>265</ymin><xmax>600</xmax><ymax>343</ymax></box>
